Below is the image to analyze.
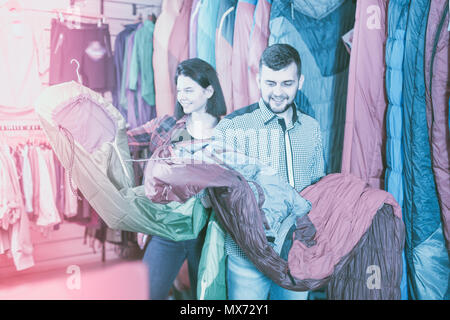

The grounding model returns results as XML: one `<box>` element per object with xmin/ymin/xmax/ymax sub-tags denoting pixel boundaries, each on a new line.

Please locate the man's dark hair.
<box><xmin>259</xmin><ymin>43</ymin><xmax>302</xmax><ymax>77</ymax></box>
<box><xmin>174</xmin><ymin>58</ymin><xmax>227</xmax><ymax>120</ymax></box>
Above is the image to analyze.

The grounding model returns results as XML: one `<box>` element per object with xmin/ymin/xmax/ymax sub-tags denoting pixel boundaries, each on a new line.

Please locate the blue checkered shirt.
<box><xmin>214</xmin><ymin>99</ymin><xmax>325</xmax><ymax>259</ymax></box>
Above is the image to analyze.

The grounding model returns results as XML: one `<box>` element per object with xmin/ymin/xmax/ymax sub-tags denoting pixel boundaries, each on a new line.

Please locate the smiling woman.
<box><xmin>127</xmin><ymin>57</ymin><xmax>227</xmax><ymax>300</ymax></box>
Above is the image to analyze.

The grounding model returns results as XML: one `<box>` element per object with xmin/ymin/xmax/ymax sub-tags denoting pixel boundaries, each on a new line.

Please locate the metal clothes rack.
<box><xmin>19</xmin><ymin>7</ymin><xmax>136</xmax><ymax>23</ymax></box>
<box><xmin>0</xmin><ymin>124</ymin><xmax>42</xmax><ymax>131</ymax></box>
<box><xmin>101</xmin><ymin>0</ymin><xmax>160</xmax><ymax>16</ymax></box>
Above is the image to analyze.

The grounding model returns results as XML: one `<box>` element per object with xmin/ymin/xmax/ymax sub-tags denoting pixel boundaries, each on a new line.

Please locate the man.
<box><xmin>214</xmin><ymin>43</ymin><xmax>325</xmax><ymax>300</ymax></box>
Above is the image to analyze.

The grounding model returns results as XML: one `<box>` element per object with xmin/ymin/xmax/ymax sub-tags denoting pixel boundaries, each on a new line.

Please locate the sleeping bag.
<box><xmin>144</xmin><ymin>140</ymin><xmax>405</xmax><ymax>298</ymax></box>
<box><xmin>401</xmin><ymin>0</ymin><xmax>450</xmax><ymax>300</ymax></box>
<box><xmin>34</xmin><ymin>81</ymin><xmax>209</xmax><ymax>241</ymax></box>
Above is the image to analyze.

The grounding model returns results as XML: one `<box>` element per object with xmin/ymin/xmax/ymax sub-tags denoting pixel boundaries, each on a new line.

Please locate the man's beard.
<box><xmin>263</xmin><ymin>97</ymin><xmax>294</xmax><ymax>114</ymax></box>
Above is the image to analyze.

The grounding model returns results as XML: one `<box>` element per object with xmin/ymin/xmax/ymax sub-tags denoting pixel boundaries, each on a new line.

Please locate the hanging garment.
<box><xmin>35</xmin><ymin>147</ymin><xmax>61</xmax><ymax>227</ymax></box>
<box><xmin>0</xmin><ymin>12</ymin><xmax>44</xmax><ymax>108</ymax></box>
<box><xmin>341</xmin><ymin>0</ymin><xmax>389</xmax><ymax>190</ymax></box>
<box><xmin>34</xmin><ymin>81</ymin><xmax>209</xmax><ymax>240</ymax></box>
<box><xmin>123</xmin><ymin>26</ymin><xmax>142</xmax><ymax>129</ymax></box>
<box><xmin>153</xmin><ymin>0</ymin><xmax>185</xmax><ymax>117</ymax></box>
<box><xmin>385</xmin><ymin>0</ymin><xmax>409</xmax><ymax>226</ymax></box>
<box><xmin>384</xmin><ymin>0</ymin><xmax>411</xmax><ymax>301</ymax></box>
<box><xmin>49</xmin><ymin>19</ymin><xmax>115</xmax><ymax>93</ymax></box>
<box><xmin>197</xmin><ymin>0</ymin><xmax>221</xmax><ymax>68</ymax></box>
<box><xmin>28</xmin><ymin>145</ymin><xmax>40</xmax><ymax>221</ymax></box>
<box><xmin>143</xmin><ymin>141</ymin><xmax>404</xmax><ymax>298</ymax></box>
<box><xmin>248</xmin><ymin>0</ymin><xmax>272</xmax><ymax>104</ymax></box>
<box><xmin>269</xmin><ymin>0</ymin><xmax>355</xmax><ymax>174</ymax></box>
<box><xmin>21</xmin><ymin>145</ymin><xmax>33</xmax><ymax>213</ymax></box>
<box><xmin>189</xmin><ymin>0</ymin><xmax>201</xmax><ymax>59</ymax></box>
<box><xmin>0</xmin><ymin>145</ymin><xmax>34</xmax><ymax>271</ymax></box>
<box><xmin>0</xmin><ymin>146</ymin><xmax>22</xmax><ymax>230</ymax></box>
<box><xmin>424</xmin><ymin>0</ymin><xmax>449</xmax><ymax>251</ymax></box>
<box><xmin>129</xmin><ymin>20</ymin><xmax>156</xmax><ymax>107</ymax></box>
<box><xmin>128</xmin><ymin>20</ymin><xmax>157</xmax><ymax>129</ymax></box>
<box><xmin>118</xmin><ymin>25</ymin><xmax>139</xmax><ymax>120</ymax></box>
<box><xmin>53</xmin><ymin>152</ymin><xmax>65</xmax><ymax>218</ymax></box>
<box><xmin>168</xmin><ymin>0</ymin><xmax>193</xmax><ymax>108</ymax></box>
<box><xmin>113</xmin><ymin>23</ymin><xmax>141</xmax><ymax>114</ymax></box>
<box><xmin>231</xmin><ymin>0</ymin><xmax>257</xmax><ymax>111</ymax></box>
<box><xmin>402</xmin><ymin>0</ymin><xmax>450</xmax><ymax>300</ymax></box>
<box><xmin>215</xmin><ymin>0</ymin><xmax>238</xmax><ymax>114</ymax></box>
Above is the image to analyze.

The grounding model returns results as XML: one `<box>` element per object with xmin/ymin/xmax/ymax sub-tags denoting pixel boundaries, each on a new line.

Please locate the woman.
<box><xmin>127</xmin><ymin>58</ymin><xmax>227</xmax><ymax>300</ymax></box>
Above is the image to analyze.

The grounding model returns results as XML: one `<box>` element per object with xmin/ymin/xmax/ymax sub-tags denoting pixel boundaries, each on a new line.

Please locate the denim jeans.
<box><xmin>226</xmin><ymin>253</ymin><xmax>309</xmax><ymax>300</ymax></box>
<box><xmin>142</xmin><ymin>233</ymin><xmax>205</xmax><ymax>300</ymax></box>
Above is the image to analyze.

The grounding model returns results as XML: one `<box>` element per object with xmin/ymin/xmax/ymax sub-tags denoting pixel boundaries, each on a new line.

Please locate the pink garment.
<box><xmin>0</xmin><ymin>11</ymin><xmax>47</xmax><ymax>109</ymax></box>
<box><xmin>0</xmin><ymin>145</ymin><xmax>34</xmax><ymax>271</ymax></box>
<box><xmin>247</xmin><ymin>0</ymin><xmax>271</xmax><ymax>104</ymax></box>
<box><xmin>216</xmin><ymin>4</ymin><xmax>236</xmax><ymax>114</ymax></box>
<box><xmin>21</xmin><ymin>145</ymin><xmax>33</xmax><ymax>213</ymax></box>
<box><xmin>35</xmin><ymin>147</ymin><xmax>61</xmax><ymax>227</ymax></box>
<box><xmin>29</xmin><ymin>146</ymin><xmax>40</xmax><ymax>220</ymax></box>
<box><xmin>168</xmin><ymin>0</ymin><xmax>193</xmax><ymax>108</ymax></box>
<box><xmin>288</xmin><ymin>173</ymin><xmax>402</xmax><ymax>280</ymax></box>
<box><xmin>424</xmin><ymin>0</ymin><xmax>450</xmax><ymax>249</ymax></box>
<box><xmin>0</xmin><ymin>146</ymin><xmax>22</xmax><ymax>230</ymax></box>
<box><xmin>7</xmin><ymin>203</ymin><xmax>34</xmax><ymax>271</ymax></box>
<box><xmin>189</xmin><ymin>0</ymin><xmax>201</xmax><ymax>58</ymax></box>
<box><xmin>153</xmin><ymin>0</ymin><xmax>185</xmax><ymax>117</ymax></box>
<box><xmin>231</xmin><ymin>0</ymin><xmax>257</xmax><ymax>111</ymax></box>
<box><xmin>340</xmin><ymin>0</ymin><xmax>388</xmax><ymax>190</ymax></box>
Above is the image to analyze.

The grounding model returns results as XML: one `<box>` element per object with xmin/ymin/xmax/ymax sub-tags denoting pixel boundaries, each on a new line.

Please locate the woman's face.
<box><xmin>176</xmin><ymin>75</ymin><xmax>213</xmax><ymax>114</ymax></box>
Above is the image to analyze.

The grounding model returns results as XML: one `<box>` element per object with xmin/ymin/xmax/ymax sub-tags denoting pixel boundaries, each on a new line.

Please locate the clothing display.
<box><xmin>2</xmin><ymin>0</ymin><xmax>449</xmax><ymax>302</ymax></box>
<box><xmin>49</xmin><ymin>19</ymin><xmax>115</xmax><ymax>93</ymax></box>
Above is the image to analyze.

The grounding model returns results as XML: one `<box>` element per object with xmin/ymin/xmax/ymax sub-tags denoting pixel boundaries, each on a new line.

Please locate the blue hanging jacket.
<box><xmin>384</xmin><ymin>0</ymin><xmax>411</xmax><ymax>300</ymax></box>
<box><xmin>401</xmin><ymin>0</ymin><xmax>450</xmax><ymax>300</ymax></box>
<box><xmin>215</xmin><ymin>0</ymin><xmax>238</xmax><ymax>114</ymax></box>
<box><xmin>269</xmin><ymin>0</ymin><xmax>355</xmax><ymax>174</ymax></box>
<box><xmin>197</xmin><ymin>0</ymin><xmax>220</xmax><ymax>68</ymax></box>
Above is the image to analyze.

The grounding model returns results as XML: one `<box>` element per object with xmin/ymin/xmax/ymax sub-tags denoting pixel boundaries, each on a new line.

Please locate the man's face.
<box><xmin>257</xmin><ymin>62</ymin><xmax>303</xmax><ymax>114</ymax></box>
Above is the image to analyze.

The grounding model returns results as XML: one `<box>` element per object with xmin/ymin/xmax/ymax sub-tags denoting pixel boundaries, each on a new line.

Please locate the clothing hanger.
<box><xmin>71</xmin><ymin>58</ymin><xmax>82</xmax><ymax>84</ymax></box>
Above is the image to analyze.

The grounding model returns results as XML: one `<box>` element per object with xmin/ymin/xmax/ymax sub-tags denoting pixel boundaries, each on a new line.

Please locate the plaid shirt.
<box><xmin>215</xmin><ymin>99</ymin><xmax>325</xmax><ymax>192</ymax></box>
<box><xmin>127</xmin><ymin>115</ymin><xmax>188</xmax><ymax>154</ymax></box>
<box><xmin>127</xmin><ymin>114</ymin><xmax>209</xmax><ymax>203</ymax></box>
<box><xmin>214</xmin><ymin>98</ymin><xmax>325</xmax><ymax>259</ymax></box>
